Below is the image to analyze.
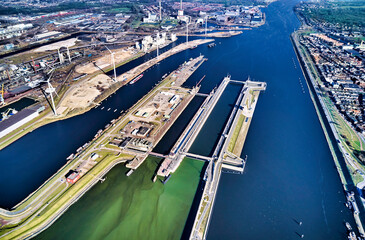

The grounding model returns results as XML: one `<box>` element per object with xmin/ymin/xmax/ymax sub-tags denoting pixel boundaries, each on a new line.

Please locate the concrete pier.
<box><xmin>157</xmin><ymin>76</ymin><xmax>231</xmax><ymax>177</ymax></box>
<box><xmin>190</xmin><ymin>79</ymin><xmax>266</xmax><ymax>240</ymax></box>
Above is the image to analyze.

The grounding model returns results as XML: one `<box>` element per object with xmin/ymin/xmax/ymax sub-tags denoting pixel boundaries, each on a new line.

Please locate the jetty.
<box><xmin>189</xmin><ymin>78</ymin><xmax>266</xmax><ymax>240</ymax></box>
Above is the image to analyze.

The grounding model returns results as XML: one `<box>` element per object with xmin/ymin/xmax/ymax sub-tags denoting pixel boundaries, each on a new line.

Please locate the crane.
<box><xmin>1</xmin><ymin>108</ymin><xmax>17</xmax><ymax>121</ymax></box>
<box><xmin>0</xmin><ymin>84</ymin><xmax>4</xmax><ymax>105</ymax></box>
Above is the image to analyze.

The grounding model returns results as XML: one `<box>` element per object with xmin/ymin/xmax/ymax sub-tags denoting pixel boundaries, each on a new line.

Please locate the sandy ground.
<box><xmin>33</xmin><ymin>38</ymin><xmax>78</xmax><ymax>52</ymax></box>
<box><xmin>116</xmin><ymin>39</ymin><xmax>213</xmax><ymax>82</ymax></box>
<box><xmin>76</xmin><ymin>48</ymin><xmax>135</xmax><ymax>74</ymax></box>
<box><xmin>178</xmin><ymin>31</ymin><xmax>242</xmax><ymax>38</ymax></box>
<box><xmin>58</xmin><ymin>39</ymin><xmax>213</xmax><ymax>114</ymax></box>
<box><xmin>58</xmin><ymin>74</ymin><xmax>113</xmax><ymax>111</ymax></box>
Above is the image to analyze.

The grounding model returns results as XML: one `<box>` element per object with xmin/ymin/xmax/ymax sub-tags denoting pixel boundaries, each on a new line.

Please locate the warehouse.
<box><xmin>0</xmin><ymin>108</ymin><xmax>40</xmax><ymax>138</ymax></box>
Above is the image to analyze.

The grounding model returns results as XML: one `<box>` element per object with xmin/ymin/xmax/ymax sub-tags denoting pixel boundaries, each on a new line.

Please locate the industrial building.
<box><xmin>35</xmin><ymin>31</ymin><xmax>63</xmax><ymax>41</ymax></box>
<box><xmin>0</xmin><ymin>106</ymin><xmax>43</xmax><ymax>139</ymax></box>
<box><xmin>65</xmin><ymin>170</ymin><xmax>80</xmax><ymax>184</ymax></box>
<box><xmin>0</xmin><ymin>23</ymin><xmax>33</xmax><ymax>40</ymax></box>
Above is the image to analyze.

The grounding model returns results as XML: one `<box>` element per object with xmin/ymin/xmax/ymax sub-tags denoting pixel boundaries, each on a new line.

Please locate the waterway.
<box><xmin>35</xmin><ymin>157</ymin><xmax>204</xmax><ymax>240</ymax></box>
<box><xmin>0</xmin><ymin>37</ymin><xmax>189</xmax><ymax>208</ymax></box>
<box><xmin>0</xmin><ymin>0</ymin><xmax>358</xmax><ymax>238</ymax></box>
<box><xmin>0</xmin><ymin>97</ymin><xmax>36</xmax><ymax>116</ymax></box>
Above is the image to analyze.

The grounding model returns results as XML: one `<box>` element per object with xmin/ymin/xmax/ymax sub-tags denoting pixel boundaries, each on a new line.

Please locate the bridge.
<box><xmin>183</xmin><ymin>152</ymin><xmax>213</xmax><ymax>162</ymax></box>
<box><xmin>195</xmin><ymin>92</ymin><xmax>209</xmax><ymax>97</ymax></box>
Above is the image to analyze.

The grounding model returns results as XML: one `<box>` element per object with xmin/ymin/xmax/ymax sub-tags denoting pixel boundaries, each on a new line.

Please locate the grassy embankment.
<box><xmin>34</xmin><ymin>156</ymin><xmax>204</xmax><ymax>240</ymax></box>
<box><xmin>297</xmin><ymin>31</ymin><xmax>365</xmax><ymax>184</ymax></box>
<box><xmin>2</xmin><ymin>153</ymin><xmax>133</xmax><ymax>239</ymax></box>
<box><xmin>227</xmin><ymin>114</ymin><xmax>245</xmax><ymax>153</ymax></box>
<box><xmin>292</xmin><ymin>31</ymin><xmax>358</xmax><ymax>188</ymax></box>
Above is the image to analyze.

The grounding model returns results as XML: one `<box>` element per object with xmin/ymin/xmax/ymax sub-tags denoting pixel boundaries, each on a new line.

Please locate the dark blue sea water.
<box><xmin>0</xmin><ymin>0</ymin><xmax>357</xmax><ymax>239</ymax></box>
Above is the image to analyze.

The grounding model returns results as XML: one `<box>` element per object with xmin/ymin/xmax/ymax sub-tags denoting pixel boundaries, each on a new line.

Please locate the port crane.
<box><xmin>1</xmin><ymin>108</ymin><xmax>17</xmax><ymax>121</ymax></box>
<box><xmin>0</xmin><ymin>84</ymin><xmax>4</xmax><ymax>105</ymax></box>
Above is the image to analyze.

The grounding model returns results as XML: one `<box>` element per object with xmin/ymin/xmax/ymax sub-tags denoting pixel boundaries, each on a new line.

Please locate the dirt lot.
<box><xmin>57</xmin><ymin>39</ymin><xmax>212</xmax><ymax>114</ymax></box>
<box><xmin>75</xmin><ymin>48</ymin><xmax>135</xmax><ymax>74</ymax></box>
<box><xmin>33</xmin><ymin>38</ymin><xmax>79</xmax><ymax>52</ymax></box>
<box><xmin>58</xmin><ymin>74</ymin><xmax>113</xmax><ymax>112</ymax></box>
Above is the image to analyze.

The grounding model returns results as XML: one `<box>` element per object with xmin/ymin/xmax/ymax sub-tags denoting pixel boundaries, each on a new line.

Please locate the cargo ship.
<box><xmin>129</xmin><ymin>74</ymin><xmax>144</xmax><ymax>85</ymax></box>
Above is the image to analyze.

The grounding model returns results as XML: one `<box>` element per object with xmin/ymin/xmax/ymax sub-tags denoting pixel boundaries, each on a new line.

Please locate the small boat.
<box><xmin>345</xmin><ymin>222</ymin><xmax>352</xmax><ymax>231</ymax></box>
<box><xmin>348</xmin><ymin>231</ymin><xmax>356</xmax><ymax>240</ymax></box>
<box><xmin>126</xmin><ymin>169</ymin><xmax>134</xmax><ymax>176</ymax></box>
<box><xmin>114</xmin><ymin>109</ymin><xmax>117</xmax><ymax>112</ymax></box>
<box><xmin>101</xmin><ymin>106</ymin><xmax>105</xmax><ymax>110</ymax></box>
<box><xmin>107</xmin><ymin>108</ymin><xmax>111</xmax><ymax>111</ymax></box>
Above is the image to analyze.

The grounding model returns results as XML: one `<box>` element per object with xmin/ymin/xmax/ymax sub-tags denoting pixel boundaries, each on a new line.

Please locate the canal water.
<box><xmin>0</xmin><ymin>37</ymin><xmax>189</xmax><ymax>208</ymax></box>
<box><xmin>35</xmin><ymin>157</ymin><xmax>204</xmax><ymax>240</ymax></box>
<box><xmin>0</xmin><ymin>0</ymin><xmax>357</xmax><ymax>239</ymax></box>
<box><xmin>0</xmin><ymin>97</ymin><xmax>36</xmax><ymax>116</ymax></box>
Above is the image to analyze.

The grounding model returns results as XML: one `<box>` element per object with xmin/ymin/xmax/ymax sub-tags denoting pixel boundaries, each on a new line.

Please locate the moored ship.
<box><xmin>130</xmin><ymin>74</ymin><xmax>144</xmax><ymax>85</ymax></box>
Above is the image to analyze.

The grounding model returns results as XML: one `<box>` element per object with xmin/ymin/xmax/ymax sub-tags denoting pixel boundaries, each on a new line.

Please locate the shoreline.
<box><xmin>0</xmin><ymin>39</ymin><xmax>213</xmax><ymax>151</ymax></box>
<box><xmin>291</xmin><ymin>31</ymin><xmax>365</xmax><ymax>236</ymax></box>
<box><xmin>0</xmin><ymin>55</ymin><xmax>208</xmax><ymax>239</ymax></box>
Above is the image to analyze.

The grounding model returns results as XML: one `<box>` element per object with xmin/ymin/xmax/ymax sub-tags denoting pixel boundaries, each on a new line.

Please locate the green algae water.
<box><xmin>36</xmin><ymin>157</ymin><xmax>204</xmax><ymax>240</ymax></box>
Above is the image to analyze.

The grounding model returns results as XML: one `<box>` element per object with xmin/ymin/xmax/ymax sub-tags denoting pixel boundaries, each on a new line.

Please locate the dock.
<box><xmin>157</xmin><ymin>76</ymin><xmax>230</xmax><ymax>177</ymax></box>
<box><xmin>189</xmin><ymin>78</ymin><xmax>266</xmax><ymax>240</ymax></box>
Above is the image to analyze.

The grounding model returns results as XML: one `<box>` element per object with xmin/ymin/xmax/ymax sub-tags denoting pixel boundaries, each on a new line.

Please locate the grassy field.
<box><xmin>301</xmin><ymin>1</ymin><xmax>365</xmax><ymax>27</ymax></box>
<box><xmin>227</xmin><ymin>114</ymin><xmax>245</xmax><ymax>153</ymax></box>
